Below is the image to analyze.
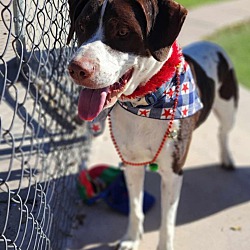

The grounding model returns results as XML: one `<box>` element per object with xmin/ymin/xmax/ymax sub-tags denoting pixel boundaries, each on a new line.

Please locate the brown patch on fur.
<box><xmin>67</xmin><ymin>0</ymin><xmax>188</xmax><ymax>60</ymax></box>
<box><xmin>146</xmin><ymin>0</ymin><xmax>188</xmax><ymax>61</ymax></box>
<box><xmin>135</xmin><ymin>0</ymin><xmax>158</xmax><ymax>34</ymax></box>
<box><xmin>184</xmin><ymin>54</ymin><xmax>216</xmax><ymax>128</ymax></box>
<box><xmin>217</xmin><ymin>52</ymin><xmax>239</xmax><ymax>107</ymax></box>
<box><xmin>103</xmin><ymin>0</ymin><xmax>149</xmax><ymax>56</ymax></box>
<box><xmin>67</xmin><ymin>0</ymin><xmax>104</xmax><ymax>44</ymax></box>
<box><xmin>103</xmin><ymin>0</ymin><xmax>187</xmax><ymax>60</ymax></box>
<box><xmin>172</xmin><ymin>113</ymin><xmax>200</xmax><ymax>174</ymax></box>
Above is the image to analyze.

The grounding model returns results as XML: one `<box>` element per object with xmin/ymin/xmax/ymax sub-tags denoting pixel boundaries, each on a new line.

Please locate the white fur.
<box><xmin>158</xmin><ymin>165</ymin><xmax>183</xmax><ymax>250</ymax></box>
<box><xmin>69</xmin><ymin>4</ymin><xmax>183</xmax><ymax>248</ymax></box>
<box><xmin>111</xmin><ymin>105</ymin><xmax>180</xmax><ymax>163</ymax></box>
<box><xmin>111</xmin><ymin>39</ymin><xmax>237</xmax><ymax>249</ymax></box>
<box><xmin>111</xmin><ymin>105</ymin><xmax>181</xmax><ymax>250</ymax></box>
<box><xmin>184</xmin><ymin>41</ymin><xmax>236</xmax><ymax>167</ymax></box>
<box><xmin>213</xmin><ymin>94</ymin><xmax>236</xmax><ymax>167</ymax></box>
<box><xmin>183</xmin><ymin>41</ymin><xmax>234</xmax><ymax>81</ymax></box>
<box><xmin>72</xmin><ymin>39</ymin><xmax>168</xmax><ymax>94</ymax></box>
<box><xmin>70</xmin><ymin>1</ymin><xmax>170</xmax><ymax>96</ymax></box>
<box><xmin>119</xmin><ymin>165</ymin><xmax>145</xmax><ymax>250</ymax></box>
<box><xmin>70</xmin><ymin>4</ymin><xmax>237</xmax><ymax>246</ymax></box>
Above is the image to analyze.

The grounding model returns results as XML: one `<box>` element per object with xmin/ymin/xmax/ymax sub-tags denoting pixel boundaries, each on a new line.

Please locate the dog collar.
<box><xmin>118</xmin><ymin>61</ymin><xmax>203</xmax><ymax>120</ymax></box>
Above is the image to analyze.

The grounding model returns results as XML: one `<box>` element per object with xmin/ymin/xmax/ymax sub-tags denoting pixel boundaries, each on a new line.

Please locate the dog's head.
<box><xmin>67</xmin><ymin>0</ymin><xmax>187</xmax><ymax>121</ymax></box>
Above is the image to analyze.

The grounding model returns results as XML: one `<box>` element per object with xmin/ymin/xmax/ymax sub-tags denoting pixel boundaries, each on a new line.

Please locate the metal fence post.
<box><xmin>13</xmin><ymin>0</ymin><xmax>26</xmax><ymax>57</ymax></box>
<box><xmin>0</xmin><ymin>1</ymin><xmax>89</xmax><ymax>248</ymax></box>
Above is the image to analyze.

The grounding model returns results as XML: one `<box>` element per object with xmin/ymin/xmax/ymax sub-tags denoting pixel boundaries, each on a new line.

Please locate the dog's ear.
<box><xmin>147</xmin><ymin>0</ymin><xmax>187</xmax><ymax>61</ymax></box>
<box><xmin>67</xmin><ymin>0</ymin><xmax>89</xmax><ymax>44</ymax></box>
<box><xmin>135</xmin><ymin>0</ymin><xmax>158</xmax><ymax>35</ymax></box>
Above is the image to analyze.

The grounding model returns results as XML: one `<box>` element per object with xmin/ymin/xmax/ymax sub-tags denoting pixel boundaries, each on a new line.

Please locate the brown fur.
<box><xmin>217</xmin><ymin>52</ymin><xmax>239</xmax><ymax>107</ymax></box>
<box><xmin>172</xmin><ymin>113</ymin><xmax>200</xmax><ymax>175</ymax></box>
<box><xmin>67</xmin><ymin>0</ymin><xmax>188</xmax><ymax>61</ymax></box>
<box><xmin>184</xmin><ymin>54</ymin><xmax>216</xmax><ymax>128</ymax></box>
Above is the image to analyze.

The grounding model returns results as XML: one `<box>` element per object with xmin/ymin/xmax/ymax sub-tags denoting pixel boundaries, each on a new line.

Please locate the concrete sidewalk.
<box><xmin>68</xmin><ymin>1</ymin><xmax>250</xmax><ymax>249</ymax></box>
<box><xmin>178</xmin><ymin>0</ymin><xmax>250</xmax><ymax>46</ymax></box>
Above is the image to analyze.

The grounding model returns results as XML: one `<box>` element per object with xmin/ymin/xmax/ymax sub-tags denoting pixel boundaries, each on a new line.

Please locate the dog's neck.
<box><xmin>121</xmin><ymin>42</ymin><xmax>182</xmax><ymax>100</ymax></box>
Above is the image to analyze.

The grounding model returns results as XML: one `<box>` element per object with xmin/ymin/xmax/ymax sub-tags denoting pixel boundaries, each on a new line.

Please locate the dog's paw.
<box><xmin>221</xmin><ymin>163</ymin><xmax>236</xmax><ymax>171</ymax></box>
<box><xmin>157</xmin><ymin>245</ymin><xmax>174</xmax><ymax>250</ymax></box>
<box><xmin>115</xmin><ymin>240</ymin><xmax>140</xmax><ymax>250</ymax></box>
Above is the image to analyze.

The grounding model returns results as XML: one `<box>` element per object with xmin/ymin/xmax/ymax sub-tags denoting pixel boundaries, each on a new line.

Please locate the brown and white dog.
<box><xmin>67</xmin><ymin>0</ymin><xmax>238</xmax><ymax>249</ymax></box>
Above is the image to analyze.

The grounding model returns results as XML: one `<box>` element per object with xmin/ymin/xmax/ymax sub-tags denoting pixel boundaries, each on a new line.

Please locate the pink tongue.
<box><xmin>78</xmin><ymin>87</ymin><xmax>109</xmax><ymax>121</ymax></box>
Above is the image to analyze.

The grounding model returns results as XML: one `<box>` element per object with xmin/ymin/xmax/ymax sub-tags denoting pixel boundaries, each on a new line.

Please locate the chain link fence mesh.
<box><xmin>0</xmin><ymin>0</ymin><xmax>90</xmax><ymax>249</ymax></box>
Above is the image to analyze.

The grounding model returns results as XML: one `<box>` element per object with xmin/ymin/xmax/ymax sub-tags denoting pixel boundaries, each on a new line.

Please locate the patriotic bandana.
<box><xmin>118</xmin><ymin>61</ymin><xmax>203</xmax><ymax>120</ymax></box>
<box><xmin>87</xmin><ymin>44</ymin><xmax>203</xmax><ymax>136</ymax></box>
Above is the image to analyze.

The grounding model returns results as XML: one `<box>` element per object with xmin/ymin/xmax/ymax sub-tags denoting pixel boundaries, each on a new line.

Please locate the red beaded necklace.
<box><xmin>108</xmin><ymin>65</ymin><xmax>181</xmax><ymax>167</ymax></box>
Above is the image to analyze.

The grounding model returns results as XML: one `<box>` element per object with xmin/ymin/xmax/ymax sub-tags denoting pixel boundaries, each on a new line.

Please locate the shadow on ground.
<box><xmin>68</xmin><ymin>164</ymin><xmax>250</xmax><ymax>249</ymax></box>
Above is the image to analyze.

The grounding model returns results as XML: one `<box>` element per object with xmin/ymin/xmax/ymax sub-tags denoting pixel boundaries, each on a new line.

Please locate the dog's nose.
<box><xmin>68</xmin><ymin>59</ymin><xmax>95</xmax><ymax>84</ymax></box>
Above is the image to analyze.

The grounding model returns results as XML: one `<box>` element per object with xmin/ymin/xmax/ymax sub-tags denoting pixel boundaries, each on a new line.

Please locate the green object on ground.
<box><xmin>149</xmin><ymin>163</ymin><xmax>159</xmax><ymax>172</ymax></box>
<box><xmin>78</xmin><ymin>183</ymin><xmax>88</xmax><ymax>201</ymax></box>
<box><xmin>99</xmin><ymin>168</ymin><xmax>121</xmax><ymax>186</ymax></box>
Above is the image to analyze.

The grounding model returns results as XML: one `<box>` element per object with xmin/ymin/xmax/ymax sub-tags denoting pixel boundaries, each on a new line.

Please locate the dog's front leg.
<box><xmin>158</xmin><ymin>163</ymin><xmax>183</xmax><ymax>250</ymax></box>
<box><xmin>117</xmin><ymin>165</ymin><xmax>145</xmax><ymax>250</ymax></box>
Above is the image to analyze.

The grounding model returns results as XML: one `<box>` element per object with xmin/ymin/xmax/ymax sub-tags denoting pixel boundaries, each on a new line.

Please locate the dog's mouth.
<box><xmin>78</xmin><ymin>68</ymin><xmax>134</xmax><ymax>121</ymax></box>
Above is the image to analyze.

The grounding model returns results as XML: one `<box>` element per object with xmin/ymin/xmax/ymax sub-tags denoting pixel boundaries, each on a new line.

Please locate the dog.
<box><xmin>67</xmin><ymin>0</ymin><xmax>239</xmax><ymax>249</ymax></box>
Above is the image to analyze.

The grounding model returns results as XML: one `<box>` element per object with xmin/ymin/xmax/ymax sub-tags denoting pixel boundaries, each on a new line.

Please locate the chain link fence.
<box><xmin>0</xmin><ymin>0</ymin><xmax>90</xmax><ymax>249</ymax></box>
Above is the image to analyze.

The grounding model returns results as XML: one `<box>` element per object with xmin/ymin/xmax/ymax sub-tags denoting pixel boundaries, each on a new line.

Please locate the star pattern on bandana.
<box><xmin>161</xmin><ymin>108</ymin><xmax>173</xmax><ymax>119</ymax></box>
<box><xmin>91</xmin><ymin>123</ymin><xmax>101</xmax><ymax>133</ymax></box>
<box><xmin>164</xmin><ymin>87</ymin><xmax>175</xmax><ymax>98</ymax></box>
<box><xmin>182</xmin><ymin>83</ymin><xmax>189</xmax><ymax>94</ymax></box>
<box><xmin>181</xmin><ymin>106</ymin><xmax>189</xmax><ymax>117</ymax></box>
<box><xmin>118</xmin><ymin>60</ymin><xmax>203</xmax><ymax>120</ymax></box>
<box><xmin>138</xmin><ymin>109</ymin><xmax>150</xmax><ymax>117</ymax></box>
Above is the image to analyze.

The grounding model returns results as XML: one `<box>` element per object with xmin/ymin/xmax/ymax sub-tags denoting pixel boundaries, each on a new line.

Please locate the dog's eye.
<box><xmin>79</xmin><ymin>23</ymin><xmax>85</xmax><ymax>33</ymax></box>
<box><xmin>117</xmin><ymin>27</ymin><xmax>129</xmax><ymax>38</ymax></box>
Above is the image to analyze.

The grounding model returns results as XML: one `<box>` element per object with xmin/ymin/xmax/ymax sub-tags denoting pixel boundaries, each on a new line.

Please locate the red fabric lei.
<box><xmin>121</xmin><ymin>41</ymin><xmax>182</xmax><ymax>100</ymax></box>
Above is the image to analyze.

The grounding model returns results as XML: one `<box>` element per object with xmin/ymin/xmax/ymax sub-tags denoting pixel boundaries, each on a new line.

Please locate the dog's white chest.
<box><xmin>110</xmin><ymin>105</ymin><xmax>179</xmax><ymax>163</ymax></box>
